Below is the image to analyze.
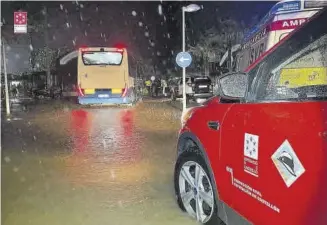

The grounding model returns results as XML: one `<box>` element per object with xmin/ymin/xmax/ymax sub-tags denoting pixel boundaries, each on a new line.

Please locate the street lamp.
<box><xmin>182</xmin><ymin>4</ymin><xmax>202</xmax><ymax>112</ymax></box>
<box><xmin>1</xmin><ymin>25</ymin><xmax>10</xmax><ymax>116</ymax></box>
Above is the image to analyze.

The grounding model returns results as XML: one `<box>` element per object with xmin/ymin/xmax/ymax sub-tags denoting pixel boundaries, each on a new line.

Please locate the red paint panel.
<box><xmin>182</xmin><ymin>99</ymin><xmax>327</xmax><ymax>225</ymax></box>
<box><xmin>270</xmin><ymin>18</ymin><xmax>307</xmax><ymax>31</ymax></box>
<box><xmin>218</xmin><ymin>102</ymin><xmax>327</xmax><ymax>225</ymax></box>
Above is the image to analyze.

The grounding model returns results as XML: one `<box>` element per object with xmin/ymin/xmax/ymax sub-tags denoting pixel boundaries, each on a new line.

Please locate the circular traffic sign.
<box><xmin>176</xmin><ymin>52</ymin><xmax>192</xmax><ymax>68</ymax></box>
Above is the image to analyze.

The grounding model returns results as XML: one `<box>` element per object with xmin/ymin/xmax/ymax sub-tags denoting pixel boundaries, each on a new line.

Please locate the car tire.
<box><xmin>174</xmin><ymin>148</ymin><xmax>224</xmax><ymax>225</ymax></box>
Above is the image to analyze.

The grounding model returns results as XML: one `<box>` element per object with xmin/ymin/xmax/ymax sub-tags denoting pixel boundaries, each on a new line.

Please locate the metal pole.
<box><xmin>229</xmin><ymin>36</ymin><xmax>232</xmax><ymax>72</ymax></box>
<box><xmin>182</xmin><ymin>7</ymin><xmax>186</xmax><ymax>112</ymax></box>
<box><xmin>44</xmin><ymin>6</ymin><xmax>51</xmax><ymax>88</ymax></box>
<box><xmin>2</xmin><ymin>38</ymin><xmax>10</xmax><ymax>115</ymax></box>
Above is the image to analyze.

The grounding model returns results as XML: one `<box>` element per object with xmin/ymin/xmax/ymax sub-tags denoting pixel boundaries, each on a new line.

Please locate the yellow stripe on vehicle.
<box><xmin>84</xmin><ymin>89</ymin><xmax>95</xmax><ymax>94</ymax></box>
<box><xmin>279</xmin><ymin>67</ymin><xmax>327</xmax><ymax>88</ymax></box>
<box><xmin>111</xmin><ymin>88</ymin><xmax>122</xmax><ymax>94</ymax></box>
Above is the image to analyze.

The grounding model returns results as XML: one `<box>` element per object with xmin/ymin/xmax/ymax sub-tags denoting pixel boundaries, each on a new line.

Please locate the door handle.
<box><xmin>207</xmin><ymin>121</ymin><xmax>220</xmax><ymax>130</ymax></box>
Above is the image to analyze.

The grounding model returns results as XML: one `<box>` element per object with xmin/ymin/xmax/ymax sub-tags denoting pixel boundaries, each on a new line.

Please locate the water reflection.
<box><xmin>2</xmin><ymin>102</ymin><xmax>197</xmax><ymax>225</ymax></box>
<box><xmin>66</xmin><ymin>108</ymin><xmax>145</xmax><ymax>187</ymax></box>
<box><xmin>70</xmin><ymin>109</ymin><xmax>90</xmax><ymax>153</ymax></box>
<box><xmin>118</xmin><ymin>109</ymin><xmax>142</xmax><ymax>163</ymax></box>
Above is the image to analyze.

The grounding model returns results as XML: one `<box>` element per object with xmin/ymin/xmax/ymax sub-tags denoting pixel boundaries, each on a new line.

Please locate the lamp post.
<box><xmin>182</xmin><ymin>4</ymin><xmax>202</xmax><ymax>112</ymax></box>
<box><xmin>1</xmin><ymin>29</ymin><xmax>10</xmax><ymax>115</ymax></box>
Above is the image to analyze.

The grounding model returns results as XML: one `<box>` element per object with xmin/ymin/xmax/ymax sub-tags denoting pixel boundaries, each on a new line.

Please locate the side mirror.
<box><xmin>218</xmin><ymin>72</ymin><xmax>247</xmax><ymax>99</ymax></box>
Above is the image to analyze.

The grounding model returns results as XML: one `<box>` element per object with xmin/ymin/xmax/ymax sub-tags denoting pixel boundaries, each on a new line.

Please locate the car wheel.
<box><xmin>174</xmin><ymin>149</ymin><xmax>223</xmax><ymax>225</ymax></box>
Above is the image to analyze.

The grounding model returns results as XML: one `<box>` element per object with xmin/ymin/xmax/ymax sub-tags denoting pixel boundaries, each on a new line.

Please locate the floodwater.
<box><xmin>1</xmin><ymin>101</ymin><xmax>198</xmax><ymax>225</ymax></box>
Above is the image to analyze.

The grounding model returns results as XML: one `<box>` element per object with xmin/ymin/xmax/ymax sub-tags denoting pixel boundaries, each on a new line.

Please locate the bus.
<box><xmin>236</xmin><ymin>0</ymin><xmax>327</xmax><ymax>72</ymax></box>
<box><xmin>76</xmin><ymin>46</ymin><xmax>136</xmax><ymax>105</ymax></box>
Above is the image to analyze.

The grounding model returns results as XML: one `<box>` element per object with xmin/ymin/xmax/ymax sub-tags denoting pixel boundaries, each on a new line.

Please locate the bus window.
<box><xmin>82</xmin><ymin>51</ymin><xmax>123</xmax><ymax>66</ymax></box>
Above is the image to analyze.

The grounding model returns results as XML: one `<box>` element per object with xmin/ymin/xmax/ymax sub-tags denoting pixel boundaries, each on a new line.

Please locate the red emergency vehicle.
<box><xmin>174</xmin><ymin>7</ymin><xmax>327</xmax><ymax>225</ymax></box>
<box><xmin>235</xmin><ymin>0</ymin><xmax>326</xmax><ymax>72</ymax></box>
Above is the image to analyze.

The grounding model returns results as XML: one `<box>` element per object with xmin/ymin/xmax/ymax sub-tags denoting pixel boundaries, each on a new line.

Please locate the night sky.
<box><xmin>1</xmin><ymin>1</ymin><xmax>275</xmax><ymax>75</ymax></box>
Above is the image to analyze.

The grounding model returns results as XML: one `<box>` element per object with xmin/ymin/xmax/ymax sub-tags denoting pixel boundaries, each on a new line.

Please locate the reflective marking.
<box><xmin>84</xmin><ymin>89</ymin><xmax>95</xmax><ymax>94</ymax></box>
<box><xmin>112</xmin><ymin>88</ymin><xmax>122</xmax><ymax>94</ymax></box>
<box><xmin>271</xmin><ymin>140</ymin><xmax>305</xmax><ymax>187</ymax></box>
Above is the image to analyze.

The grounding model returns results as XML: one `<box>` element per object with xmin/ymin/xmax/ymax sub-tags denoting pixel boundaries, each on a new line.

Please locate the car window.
<box><xmin>186</xmin><ymin>78</ymin><xmax>193</xmax><ymax>83</ymax></box>
<box><xmin>256</xmin><ymin>34</ymin><xmax>327</xmax><ymax>101</ymax></box>
<box><xmin>194</xmin><ymin>77</ymin><xmax>211</xmax><ymax>84</ymax></box>
<box><xmin>246</xmin><ymin>10</ymin><xmax>327</xmax><ymax>102</ymax></box>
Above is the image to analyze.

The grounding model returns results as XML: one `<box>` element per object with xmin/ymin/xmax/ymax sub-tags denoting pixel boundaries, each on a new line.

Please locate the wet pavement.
<box><xmin>1</xmin><ymin>100</ymin><xmax>198</xmax><ymax>225</ymax></box>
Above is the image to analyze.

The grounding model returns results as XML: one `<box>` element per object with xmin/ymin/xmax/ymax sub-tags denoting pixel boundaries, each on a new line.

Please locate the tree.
<box><xmin>188</xmin><ymin>17</ymin><xmax>244</xmax><ymax>76</ymax></box>
<box><xmin>27</xmin><ymin>5</ymin><xmax>68</xmax><ymax>87</ymax></box>
<box><xmin>31</xmin><ymin>46</ymin><xmax>70</xmax><ymax>72</ymax></box>
<box><xmin>129</xmin><ymin>50</ymin><xmax>155</xmax><ymax>79</ymax></box>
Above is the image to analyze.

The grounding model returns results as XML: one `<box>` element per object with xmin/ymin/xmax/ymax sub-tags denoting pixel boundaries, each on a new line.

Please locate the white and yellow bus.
<box><xmin>75</xmin><ymin>46</ymin><xmax>136</xmax><ymax>105</ymax></box>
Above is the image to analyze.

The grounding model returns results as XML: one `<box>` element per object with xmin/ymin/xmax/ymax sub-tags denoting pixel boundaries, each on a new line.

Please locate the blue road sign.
<box><xmin>176</xmin><ymin>52</ymin><xmax>192</xmax><ymax>68</ymax></box>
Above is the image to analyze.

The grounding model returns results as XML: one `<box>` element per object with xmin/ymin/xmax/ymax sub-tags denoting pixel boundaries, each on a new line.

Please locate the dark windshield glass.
<box><xmin>194</xmin><ymin>77</ymin><xmax>211</xmax><ymax>84</ymax></box>
<box><xmin>259</xmin><ymin>34</ymin><xmax>327</xmax><ymax>101</ymax></box>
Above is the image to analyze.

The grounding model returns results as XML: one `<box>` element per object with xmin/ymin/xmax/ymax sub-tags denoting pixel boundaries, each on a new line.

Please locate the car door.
<box><xmin>218</xmin><ymin>10</ymin><xmax>327</xmax><ymax>225</ymax></box>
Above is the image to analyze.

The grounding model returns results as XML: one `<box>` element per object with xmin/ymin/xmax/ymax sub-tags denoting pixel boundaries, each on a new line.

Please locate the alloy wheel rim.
<box><xmin>178</xmin><ymin>161</ymin><xmax>214</xmax><ymax>223</ymax></box>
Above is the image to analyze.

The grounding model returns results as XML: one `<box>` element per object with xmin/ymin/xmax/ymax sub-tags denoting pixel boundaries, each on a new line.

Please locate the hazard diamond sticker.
<box><xmin>271</xmin><ymin>140</ymin><xmax>305</xmax><ymax>188</ymax></box>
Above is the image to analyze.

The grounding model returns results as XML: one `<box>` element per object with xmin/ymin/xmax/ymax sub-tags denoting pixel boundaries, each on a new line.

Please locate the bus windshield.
<box><xmin>82</xmin><ymin>51</ymin><xmax>123</xmax><ymax>66</ymax></box>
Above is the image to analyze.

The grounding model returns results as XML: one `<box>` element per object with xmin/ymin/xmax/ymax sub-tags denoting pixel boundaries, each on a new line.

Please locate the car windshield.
<box><xmin>256</xmin><ymin>34</ymin><xmax>327</xmax><ymax>101</ymax></box>
<box><xmin>194</xmin><ymin>77</ymin><xmax>211</xmax><ymax>84</ymax></box>
<box><xmin>82</xmin><ymin>51</ymin><xmax>123</xmax><ymax>65</ymax></box>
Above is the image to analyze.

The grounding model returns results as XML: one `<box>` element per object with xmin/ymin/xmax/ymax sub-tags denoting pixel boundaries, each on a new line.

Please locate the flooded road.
<box><xmin>1</xmin><ymin>101</ymin><xmax>197</xmax><ymax>225</ymax></box>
